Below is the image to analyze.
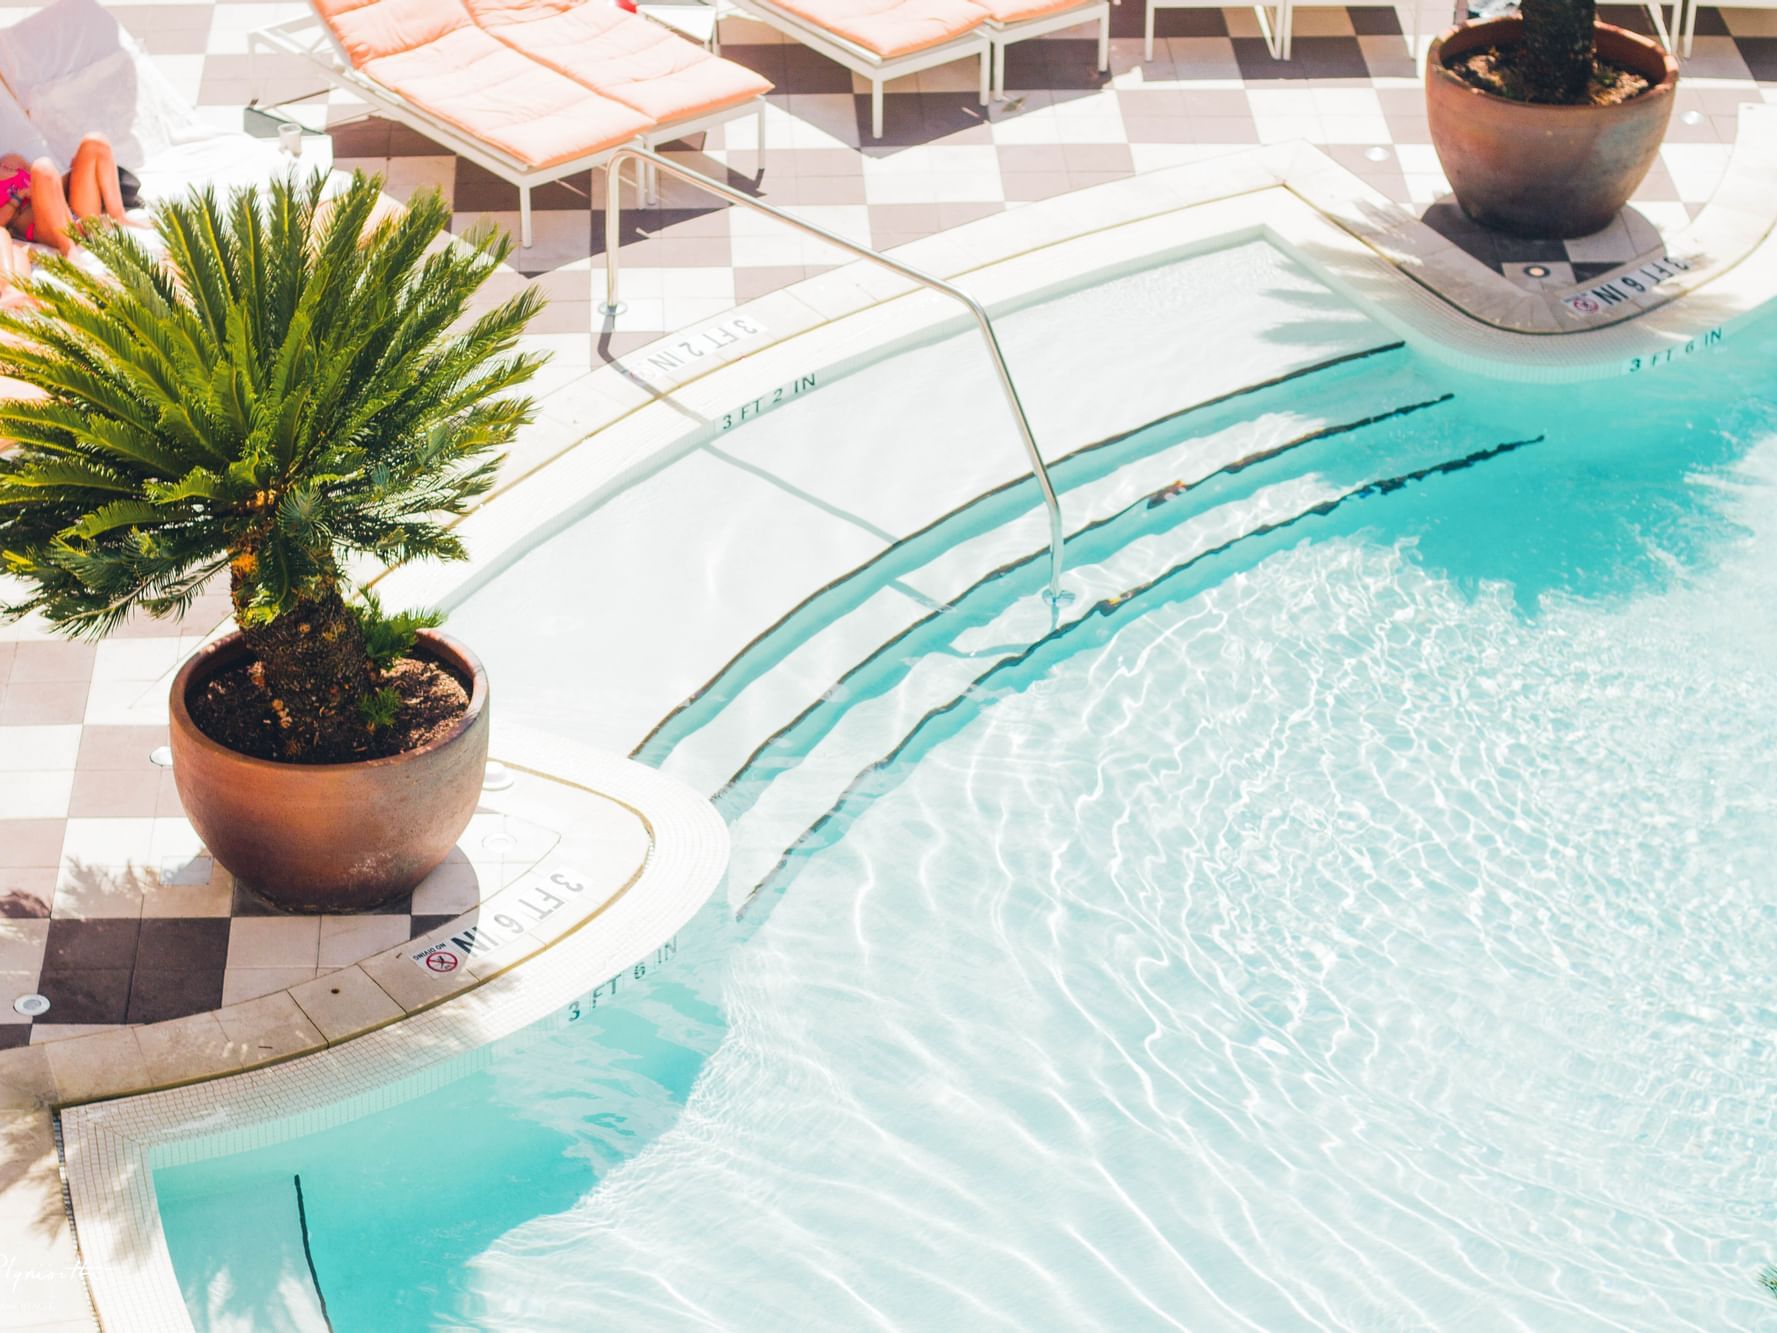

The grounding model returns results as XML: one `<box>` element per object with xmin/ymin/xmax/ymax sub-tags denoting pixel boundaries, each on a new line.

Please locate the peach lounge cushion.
<box><xmin>312</xmin><ymin>0</ymin><xmax>652</xmax><ymax>168</ymax></box>
<box><xmin>467</xmin><ymin>0</ymin><xmax>772</xmax><ymax>124</ymax></box>
<box><xmin>760</xmin><ymin>0</ymin><xmax>986</xmax><ymax>58</ymax></box>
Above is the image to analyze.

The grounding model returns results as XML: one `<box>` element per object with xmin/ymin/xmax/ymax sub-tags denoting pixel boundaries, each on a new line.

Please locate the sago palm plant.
<box><xmin>0</xmin><ymin>171</ymin><xmax>543</xmax><ymax>760</ymax></box>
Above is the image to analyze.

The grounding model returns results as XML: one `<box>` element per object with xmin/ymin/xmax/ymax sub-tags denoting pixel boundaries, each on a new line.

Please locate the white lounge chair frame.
<box><xmin>1677</xmin><ymin>0</ymin><xmax>1742</xmax><ymax>56</ymax></box>
<box><xmin>988</xmin><ymin>2</ymin><xmax>1112</xmax><ymax>98</ymax></box>
<box><xmin>248</xmin><ymin>12</ymin><xmax>767</xmax><ymax>245</ymax></box>
<box><xmin>1145</xmin><ymin>0</ymin><xmax>1283</xmax><ymax>60</ymax></box>
<box><xmin>1278</xmin><ymin>0</ymin><xmax>1416</xmax><ymax>64</ymax></box>
<box><xmin>728</xmin><ymin>0</ymin><xmax>991</xmax><ymax>137</ymax></box>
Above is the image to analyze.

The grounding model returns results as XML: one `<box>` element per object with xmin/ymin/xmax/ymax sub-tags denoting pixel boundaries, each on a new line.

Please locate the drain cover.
<box><xmin>13</xmin><ymin>993</ymin><xmax>49</xmax><ymax>1017</ymax></box>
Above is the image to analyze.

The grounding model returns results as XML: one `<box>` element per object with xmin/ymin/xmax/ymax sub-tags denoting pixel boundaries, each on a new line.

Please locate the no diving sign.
<box><xmin>408</xmin><ymin>867</ymin><xmax>600</xmax><ymax>974</ymax></box>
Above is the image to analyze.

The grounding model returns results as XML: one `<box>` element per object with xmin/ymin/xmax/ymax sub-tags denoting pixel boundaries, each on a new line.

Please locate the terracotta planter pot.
<box><xmin>1426</xmin><ymin>18</ymin><xmax>1677</xmax><ymax>239</ymax></box>
<box><xmin>169</xmin><ymin>630</ymin><xmax>489</xmax><ymax>913</ymax></box>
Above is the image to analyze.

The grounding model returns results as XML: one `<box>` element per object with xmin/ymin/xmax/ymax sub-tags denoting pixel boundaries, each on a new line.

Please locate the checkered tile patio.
<box><xmin>117</xmin><ymin>0</ymin><xmax>1777</xmax><ymax>362</ymax></box>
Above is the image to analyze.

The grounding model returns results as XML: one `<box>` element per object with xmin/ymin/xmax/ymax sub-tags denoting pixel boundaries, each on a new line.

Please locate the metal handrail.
<box><xmin>598</xmin><ymin>147</ymin><xmax>1068</xmax><ymax>604</ymax></box>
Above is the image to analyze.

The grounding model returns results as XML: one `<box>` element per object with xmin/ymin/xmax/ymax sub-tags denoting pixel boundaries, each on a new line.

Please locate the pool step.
<box><xmin>649</xmin><ymin>353</ymin><xmax>1450</xmax><ymax>799</ymax></box>
<box><xmin>719</xmin><ymin>425</ymin><xmax>1543</xmax><ymax>908</ymax></box>
<box><xmin>717</xmin><ymin>472</ymin><xmax>1352</xmax><ymax>902</ymax></box>
<box><xmin>633</xmin><ymin>344</ymin><xmax>1416</xmax><ymax>774</ymax></box>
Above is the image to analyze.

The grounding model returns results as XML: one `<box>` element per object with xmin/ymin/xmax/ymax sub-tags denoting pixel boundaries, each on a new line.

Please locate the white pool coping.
<box><xmin>57</xmin><ymin>737</ymin><xmax>726</xmax><ymax>1332</ymax></box>
<box><xmin>375</xmin><ymin>122</ymin><xmax>1777</xmax><ymax>717</ymax></box>
<box><xmin>54</xmin><ymin>128</ymin><xmax>1777</xmax><ymax>1331</ymax></box>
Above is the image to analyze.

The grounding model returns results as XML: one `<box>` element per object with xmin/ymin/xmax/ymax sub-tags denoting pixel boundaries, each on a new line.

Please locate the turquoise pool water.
<box><xmin>157</xmin><ymin>316</ymin><xmax>1777</xmax><ymax>1330</ymax></box>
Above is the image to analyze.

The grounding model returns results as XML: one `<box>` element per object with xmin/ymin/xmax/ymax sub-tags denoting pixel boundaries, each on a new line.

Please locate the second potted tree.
<box><xmin>1426</xmin><ymin>0</ymin><xmax>1678</xmax><ymax>237</ymax></box>
<box><xmin>0</xmin><ymin>173</ymin><xmax>543</xmax><ymax>911</ymax></box>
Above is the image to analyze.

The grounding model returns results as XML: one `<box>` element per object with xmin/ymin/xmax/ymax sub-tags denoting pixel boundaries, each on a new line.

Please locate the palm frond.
<box><xmin>0</xmin><ymin>170</ymin><xmax>544</xmax><ymax>636</ymax></box>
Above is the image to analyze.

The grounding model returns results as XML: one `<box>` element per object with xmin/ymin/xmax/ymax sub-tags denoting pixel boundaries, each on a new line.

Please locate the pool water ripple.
<box><xmin>448</xmin><ymin>438</ymin><xmax>1777</xmax><ymax>1330</ymax></box>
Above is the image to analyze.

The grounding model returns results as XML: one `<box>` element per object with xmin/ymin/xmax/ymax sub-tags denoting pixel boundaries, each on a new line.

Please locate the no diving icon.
<box><xmin>424</xmin><ymin>950</ymin><xmax>459</xmax><ymax>974</ymax></box>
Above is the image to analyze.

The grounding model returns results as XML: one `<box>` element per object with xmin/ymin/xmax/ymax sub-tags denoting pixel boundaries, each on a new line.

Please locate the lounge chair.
<box><xmin>727</xmin><ymin>0</ymin><xmax>992</xmax><ymax>138</ymax></box>
<box><xmin>464</xmin><ymin>0</ymin><xmax>775</xmax><ymax>202</ymax></box>
<box><xmin>730</xmin><ymin>0</ymin><xmax>1105</xmax><ymax>136</ymax></box>
<box><xmin>253</xmin><ymin>0</ymin><xmax>772</xmax><ymax>245</ymax></box>
<box><xmin>1145</xmin><ymin>0</ymin><xmax>1281</xmax><ymax>61</ymax></box>
<box><xmin>1676</xmin><ymin>0</ymin><xmax>1741</xmax><ymax>56</ymax></box>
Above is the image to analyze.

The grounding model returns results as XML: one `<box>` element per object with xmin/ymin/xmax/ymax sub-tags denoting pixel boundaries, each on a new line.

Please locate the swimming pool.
<box><xmin>152</xmin><ymin>247</ymin><xmax>1777</xmax><ymax>1330</ymax></box>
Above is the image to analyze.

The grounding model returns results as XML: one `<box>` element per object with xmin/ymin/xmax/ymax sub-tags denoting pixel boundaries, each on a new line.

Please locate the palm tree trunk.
<box><xmin>1520</xmin><ymin>0</ymin><xmax>1596</xmax><ymax>104</ymax></box>
<box><xmin>234</xmin><ymin>580</ymin><xmax>382</xmax><ymax>761</ymax></box>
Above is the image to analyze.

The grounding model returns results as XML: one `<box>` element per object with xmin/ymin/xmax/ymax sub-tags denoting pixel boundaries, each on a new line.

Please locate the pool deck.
<box><xmin>1</xmin><ymin>0</ymin><xmax>1776</xmax><ymax>1326</ymax></box>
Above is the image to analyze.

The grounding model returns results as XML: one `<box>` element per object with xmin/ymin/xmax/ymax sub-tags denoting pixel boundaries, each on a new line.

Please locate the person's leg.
<box><xmin>26</xmin><ymin>158</ymin><xmax>74</xmax><ymax>255</ymax></box>
<box><xmin>64</xmin><ymin>134</ymin><xmax>127</xmax><ymax>223</ymax></box>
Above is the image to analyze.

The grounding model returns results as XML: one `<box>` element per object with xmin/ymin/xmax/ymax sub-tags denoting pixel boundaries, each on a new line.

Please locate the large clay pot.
<box><xmin>1426</xmin><ymin>18</ymin><xmax>1677</xmax><ymax>238</ymax></box>
<box><xmin>169</xmin><ymin>630</ymin><xmax>489</xmax><ymax>913</ymax></box>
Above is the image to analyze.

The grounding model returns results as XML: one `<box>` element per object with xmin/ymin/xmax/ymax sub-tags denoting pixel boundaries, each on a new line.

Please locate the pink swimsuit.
<box><xmin>1</xmin><ymin>167</ymin><xmax>33</xmax><ymax>240</ymax></box>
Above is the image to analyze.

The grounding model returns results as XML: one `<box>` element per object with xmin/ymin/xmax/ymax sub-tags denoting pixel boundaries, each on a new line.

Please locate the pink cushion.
<box><xmin>466</xmin><ymin>0</ymin><xmax>772</xmax><ymax>124</ymax></box>
<box><xmin>762</xmin><ymin>0</ymin><xmax>985</xmax><ymax>58</ymax></box>
<box><xmin>972</xmin><ymin>0</ymin><xmax>1088</xmax><ymax>22</ymax></box>
<box><xmin>313</xmin><ymin>0</ymin><xmax>652</xmax><ymax>168</ymax></box>
<box><xmin>314</xmin><ymin>0</ymin><xmax>471</xmax><ymax>67</ymax></box>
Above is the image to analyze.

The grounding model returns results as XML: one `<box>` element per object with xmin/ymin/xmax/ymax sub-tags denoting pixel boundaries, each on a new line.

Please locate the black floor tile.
<box><xmin>410</xmin><ymin>914</ymin><xmax>460</xmax><ymax>940</ymax></box>
<box><xmin>1687</xmin><ymin>5</ymin><xmax>1730</xmax><ymax>35</ymax></box>
<box><xmin>1598</xmin><ymin>3</ymin><xmax>1657</xmax><ymax>35</ymax></box>
<box><xmin>43</xmin><ymin>918</ymin><xmax>141</xmax><ymax>970</ymax></box>
<box><xmin>1288</xmin><ymin>36</ymin><xmax>1375</xmax><ymax>77</ymax></box>
<box><xmin>1738</xmin><ymin>37</ymin><xmax>1777</xmax><ymax>81</ymax></box>
<box><xmin>35</xmin><ymin>969</ymin><xmax>131</xmax><ymax>1025</ymax></box>
<box><xmin>232</xmin><ymin>878</ymin><xmax>413</xmax><ymax>917</ymax></box>
<box><xmin>137</xmin><ymin>918</ymin><xmax>232</xmax><ymax>972</ymax></box>
<box><xmin>0</xmin><ymin>1025</ymin><xmax>30</xmax><ymax>1050</ymax></box>
<box><xmin>1116</xmin><ymin>6</ymin><xmax>1227</xmax><ymax>36</ymax></box>
<box><xmin>230</xmin><ymin>879</ymin><xmax>282</xmax><ymax>916</ymax></box>
<box><xmin>1420</xmin><ymin>200</ymin><xmax>1501</xmax><ymax>263</ymax></box>
<box><xmin>128</xmin><ymin>968</ymin><xmax>226</xmax><ymax>1024</ymax></box>
<box><xmin>1494</xmin><ymin>235</ymin><xmax>1571</xmax><ymax>263</ymax></box>
<box><xmin>453</xmin><ymin>160</ymin><xmax>598</xmax><ymax>213</ymax></box>
<box><xmin>780</xmin><ymin>43</ymin><xmax>864</xmax><ymax>93</ymax></box>
<box><xmin>1003</xmin><ymin>39</ymin><xmax>1111</xmax><ymax>92</ymax></box>
<box><xmin>325</xmin><ymin>118</ymin><xmax>392</xmax><ymax>158</ymax></box>
<box><xmin>1235</xmin><ymin>35</ymin><xmax>1372</xmax><ymax>79</ymax></box>
<box><xmin>1232</xmin><ymin>35</ymin><xmax>1310</xmax><ymax>79</ymax></box>
<box><xmin>855</xmin><ymin>92</ymin><xmax>989</xmax><ymax>148</ymax></box>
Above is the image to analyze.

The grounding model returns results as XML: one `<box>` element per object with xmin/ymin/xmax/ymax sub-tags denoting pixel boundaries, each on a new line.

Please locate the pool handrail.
<box><xmin>598</xmin><ymin>146</ymin><xmax>1068</xmax><ymax>604</ymax></box>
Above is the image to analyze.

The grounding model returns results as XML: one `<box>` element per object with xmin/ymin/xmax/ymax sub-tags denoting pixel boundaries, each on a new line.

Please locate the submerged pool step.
<box><xmin>719</xmin><ymin>473</ymin><xmax>1367</xmax><ymax>901</ymax></box>
<box><xmin>656</xmin><ymin>356</ymin><xmax>1455</xmax><ymax>803</ymax></box>
<box><xmin>722</xmin><ymin>426</ymin><xmax>1545</xmax><ymax>909</ymax></box>
<box><xmin>635</xmin><ymin>344</ymin><xmax>1419</xmax><ymax>776</ymax></box>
